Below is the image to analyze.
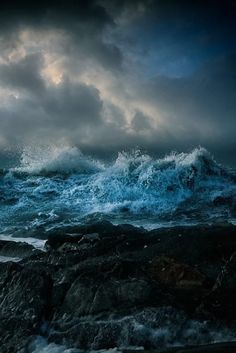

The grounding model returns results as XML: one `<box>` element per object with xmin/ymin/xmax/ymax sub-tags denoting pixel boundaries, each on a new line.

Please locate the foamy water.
<box><xmin>1</xmin><ymin>148</ymin><xmax>235</xmax><ymax>351</ymax></box>
<box><xmin>0</xmin><ymin>234</ymin><xmax>46</xmax><ymax>249</ymax></box>
<box><xmin>0</xmin><ymin>255</ymin><xmax>21</xmax><ymax>262</ymax></box>
<box><xmin>0</xmin><ymin>146</ymin><xmax>235</xmax><ymax>238</ymax></box>
<box><xmin>29</xmin><ymin>306</ymin><xmax>236</xmax><ymax>353</ymax></box>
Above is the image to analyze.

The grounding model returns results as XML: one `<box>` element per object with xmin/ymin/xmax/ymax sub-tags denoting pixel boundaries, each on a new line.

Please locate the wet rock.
<box><xmin>147</xmin><ymin>223</ymin><xmax>236</xmax><ymax>280</ymax></box>
<box><xmin>45</xmin><ymin>221</ymin><xmax>147</xmax><ymax>251</ymax></box>
<box><xmin>49</xmin><ymin>306</ymin><xmax>235</xmax><ymax>351</ymax></box>
<box><xmin>0</xmin><ymin>262</ymin><xmax>52</xmax><ymax>353</ymax></box>
<box><xmin>160</xmin><ymin>341</ymin><xmax>236</xmax><ymax>352</ymax></box>
<box><xmin>1</xmin><ymin>223</ymin><xmax>236</xmax><ymax>351</ymax></box>
<box><xmin>148</xmin><ymin>257</ymin><xmax>209</xmax><ymax>289</ymax></box>
<box><xmin>45</xmin><ymin>232</ymin><xmax>83</xmax><ymax>250</ymax></box>
<box><xmin>0</xmin><ymin>240</ymin><xmax>42</xmax><ymax>259</ymax></box>
<box><xmin>199</xmin><ymin>251</ymin><xmax>236</xmax><ymax>319</ymax></box>
<box><xmin>59</xmin><ymin>277</ymin><xmax>153</xmax><ymax>316</ymax></box>
<box><xmin>147</xmin><ymin>256</ymin><xmax>212</xmax><ymax>312</ymax></box>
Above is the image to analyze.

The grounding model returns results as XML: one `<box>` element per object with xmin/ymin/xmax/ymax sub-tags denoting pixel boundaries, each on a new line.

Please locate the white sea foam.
<box><xmin>0</xmin><ymin>234</ymin><xmax>46</xmax><ymax>250</ymax></box>
<box><xmin>29</xmin><ymin>336</ymin><xmax>81</xmax><ymax>353</ymax></box>
<box><xmin>14</xmin><ymin>145</ymin><xmax>103</xmax><ymax>174</ymax></box>
<box><xmin>0</xmin><ymin>146</ymin><xmax>235</xmax><ymax>237</ymax></box>
<box><xmin>29</xmin><ymin>308</ymin><xmax>236</xmax><ymax>353</ymax></box>
<box><xmin>0</xmin><ymin>255</ymin><xmax>21</xmax><ymax>263</ymax></box>
<box><xmin>30</xmin><ymin>336</ymin><xmax>123</xmax><ymax>353</ymax></box>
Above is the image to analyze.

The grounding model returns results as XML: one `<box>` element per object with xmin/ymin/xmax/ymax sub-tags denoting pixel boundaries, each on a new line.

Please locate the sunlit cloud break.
<box><xmin>0</xmin><ymin>0</ymin><xmax>235</xmax><ymax>166</ymax></box>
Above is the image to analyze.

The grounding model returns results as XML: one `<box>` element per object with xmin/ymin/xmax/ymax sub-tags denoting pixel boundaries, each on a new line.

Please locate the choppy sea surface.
<box><xmin>0</xmin><ymin>146</ymin><xmax>236</xmax><ymax>242</ymax></box>
<box><xmin>1</xmin><ymin>146</ymin><xmax>236</xmax><ymax>352</ymax></box>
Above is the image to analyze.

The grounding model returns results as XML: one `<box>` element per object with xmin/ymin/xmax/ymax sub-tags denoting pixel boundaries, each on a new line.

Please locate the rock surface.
<box><xmin>0</xmin><ymin>240</ymin><xmax>41</xmax><ymax>259</ymax></box>
<box><xmin>0</xmin><ymin>221</ymin><xmax>236</xmax><ymax>352</ymax></box>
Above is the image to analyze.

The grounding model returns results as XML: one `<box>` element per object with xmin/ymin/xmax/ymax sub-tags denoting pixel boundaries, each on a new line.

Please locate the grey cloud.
<box><xmin>43</xmin><ymin>80</ymin><xmax>103</xmax><ymax>127</ymax></box>
<box><xmin>65</xmin><ymin>31</ymin><xmax>123</xmax><ymax>73</ymax></box>
<box><xmin>0</xmin><ymin>1</ymin><xmax>123</xmax><ymax>73</ymax></box>
<box><xmin>132</xmin><ymin>111</ymin><xmax>152</xmax><ymax>132</ymax></box>
<box><xmin>133</xmin><ymin>55</ymin><xmax>236</xmax><ymax>163</ymax></box>
<box><xmin>147</xmin><ymin>56</ymin><xmax>236</xmax><ymax>130</ymax></box>
<box><xmin>0</xmin><ymin>1</ymin><xmax>112</xmax><ymax>31</ymax></box>
<box><xmin>102</xmin><ymin>101</ymin><xmax>126</xmax><ymax>127</ymax></box>
<box><xmin>0</xmin><ymin>78</ymin><xmax>104</xmax><ymax>148</ymax></box>
<box><xmin>0</xmin><ymin>0</ymin><xmax>235</xmax><ymax>166</ymax></box>
<box><xmin>0</xmin><ymin>54</ymin><xmax>45</xmax><ymax>95</ymax></box>
<box><xmin>0</xmin><ymin>51</ymin><xmax>235</xmax><ymax>165</ymax></box>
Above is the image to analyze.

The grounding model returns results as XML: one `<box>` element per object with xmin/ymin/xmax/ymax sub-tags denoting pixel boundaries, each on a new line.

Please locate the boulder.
<box><xmin>0</xmin><ymin>240</ymin><xmax>42</xmax><ymax>259</ymax></box>
<box><xmin>1</xmin><ymin>223</ymin><xmax>236</xmax><ymax>351</ymax></box>
<box><xmin>199</xmin><ymin>251</ymin><xmax>236</xmax><ymax>319</ymax></box>
<box><xmin>0</xmin><ymin>262</ymin><xmax>52</xmax><ymax>353</ymax></box>
<box><xmin>148</xmin><ymin>257</ymin><xmax>209</xmax><ymax>289</ymax></box>
<box><xmin>59</xmin><ymin>277</ymin><xmax>153</xmax><ymax>316</ymax></box>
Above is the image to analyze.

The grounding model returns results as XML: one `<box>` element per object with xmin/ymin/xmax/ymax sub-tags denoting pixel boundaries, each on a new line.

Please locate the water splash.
<box><xmin>0</xmin><ymin>146</ymin><xmax>235</xmax><ymax>236</ymax></box>
<box><xmin>14</xmin><ymin>145</ymin><xmax>103</xmax><ymax>174</ymax></box>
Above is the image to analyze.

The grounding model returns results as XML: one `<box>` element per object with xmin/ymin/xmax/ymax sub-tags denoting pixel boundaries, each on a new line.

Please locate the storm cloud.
<box><xmin>0</xmin><ymin>0</ymin><xmax>235</xmax><ymax>165</ymax></box>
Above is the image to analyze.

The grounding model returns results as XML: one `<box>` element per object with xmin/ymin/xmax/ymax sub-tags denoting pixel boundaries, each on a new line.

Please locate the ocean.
<box><xmin>1</xmin><ymin>145</ymin><xmax>236</xmax><ymax>352</ymax></box>
<box><xmin>0</xmin><ymin>146</ymin><xmax>236</xmax><ymax>246</ymax></box>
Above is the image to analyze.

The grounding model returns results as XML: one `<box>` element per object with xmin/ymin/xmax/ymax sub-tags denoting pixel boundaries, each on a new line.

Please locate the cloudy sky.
<box><xmin>0</xmin><ymin>0</ymin><xmax>236</xmax><ymax>166</ymax></box>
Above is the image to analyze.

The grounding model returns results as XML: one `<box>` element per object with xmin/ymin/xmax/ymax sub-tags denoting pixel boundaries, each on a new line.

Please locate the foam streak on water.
<box><xmin>0</xmin><ymin>146</ymin><xmax>236</xmax><ymax>238</ymax></box>
<box><xmin>29</xmin><ymin>306</ymin><xmax>236</xmax><ymax>353</ymax></box>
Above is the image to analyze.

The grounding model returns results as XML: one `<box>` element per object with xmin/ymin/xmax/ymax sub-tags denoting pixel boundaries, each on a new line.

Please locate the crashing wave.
<box><xmin>13</xmin><ymin>145</ymin><xmax>103</xmax><ymax>175</ymax></box>
<box><xmin>0</xmin><ymin>146</ymin><xmax>235</xmax><ymax>235</ymax></box>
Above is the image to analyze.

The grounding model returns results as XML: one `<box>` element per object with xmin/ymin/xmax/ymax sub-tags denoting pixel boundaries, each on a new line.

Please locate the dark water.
<box><xmin>0</xmin><ymin>146</ymin><xmax>236</xmax><ymax>240</ymax></box>
<box><xmin>1</xmin><ymin>146</ymin><xmax>236</xmax><ymax>352</ymax></box>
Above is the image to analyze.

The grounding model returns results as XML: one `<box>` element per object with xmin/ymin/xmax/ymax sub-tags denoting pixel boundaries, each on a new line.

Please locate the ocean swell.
<box><xmin>0</xmin><ymin>146</ymin><xmax>236</xmax><ymax>235</ymax></box>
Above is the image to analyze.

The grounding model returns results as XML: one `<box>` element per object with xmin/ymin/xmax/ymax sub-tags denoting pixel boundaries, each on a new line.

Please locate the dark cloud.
<box><xmin>0</xmin><ymin>54</ymin><xmax>45</xmax><ymax>95</ymax></box>
<box><xmin>0</xmin><ymin>1</ymin><xmax>112</xmax><ymax>29</ymax></box>
<box><xmin>134</xmin><ymin>54</ymin><xmax>236</xmax><ymax>161</ymax></box>
<box><xmin>0</xmin><ymin>79</ymin><xmax>104</xmax><ymax>146</ymax></box>
<box><xmin>132</xmin><ymin>111</ymin><xmax>152</xmax><ymax>132</ymax></box>
<box><xmin>0</xmin><ymin>0</ymin><xmax>235</xmax><ymax>166</ymax></box>
<box><xmin>43</xmin><ymin>80</ymin><xmax>103</xmax><ymax>127</ymax></box>
<box><xmin>0</xmin><ymin>0</ymin><xmax>123</xmax><ymax>72</ymax></box>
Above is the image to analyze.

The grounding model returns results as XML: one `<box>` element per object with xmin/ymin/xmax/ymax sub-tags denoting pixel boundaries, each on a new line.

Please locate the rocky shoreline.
<box><xmin>1</xmin><ymin>222</ymin><xmax>236</xmax><ymax>352</ymax></box>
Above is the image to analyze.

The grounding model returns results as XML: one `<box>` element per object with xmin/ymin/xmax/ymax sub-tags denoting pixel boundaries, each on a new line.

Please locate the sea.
<box><xmin>1</xmin><ymin>145</ymin><xmax>236</xmax><ymax>352</ymax></box>
<box><xmin>0</xmin><ymin>145</ymin><xmax>236</xmax><ymax>244</ymax></box>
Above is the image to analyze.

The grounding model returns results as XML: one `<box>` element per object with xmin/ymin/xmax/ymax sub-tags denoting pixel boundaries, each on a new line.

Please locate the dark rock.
<box><xmin>45</xmin><ymin>220</ymin><xmax>147</xmax><ymax>251</ymax></box>
<box><xmin>1</xmin><ymin>223</ymin><xmax>236</xmax><ymax>351</ymax></box>
<box><xmin>59</xmin><ymin>277</ymin><xmax>153</xmax><ymax>316</ymax></box>
<box><xmin>0</xmin><ymin>262</ymin><xmax>52</xmax><ymax>353</ymax></box>
<box><xmin>45</xmin><ymin>232</ymin><xmax>83</xmax><ymax>250</ymax></box>
<box><xmin>148</xmin><ymin>257</ymin><xmax>209</xmax><ymax>289</ymax></box>
<box><xmin>49</xmin><ymin>306</ymin><xmax>235</xmax><ymax>351</ymax></box>
<box><xmin>147</xmin><ymin>223</ymin><xmax>236</xmax><ymax>280</ymax></box>
<box><xmin>199</xmin><ymin>251</ymin><xmax>236</xmax><ymax>320</ymax></box>
<box><xmin>146</xmin><ymin>256</ymin><xmax>212</xmax><ymax>313</ymax></box>
<box><xmin>160</xmin><ymin>341</ymin><xmax>236</xmax><ymax>352</ymax></box>
<box><xmin>0</xmin><ymin>240</ymin><xmax>42</xmax><ymax>259</ymax></box>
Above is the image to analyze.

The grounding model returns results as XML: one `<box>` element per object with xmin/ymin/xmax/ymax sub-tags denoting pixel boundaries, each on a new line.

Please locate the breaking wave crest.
<box><xmin>0</xmin><ymin>146</ymin><xmax>236</xmax><ymax>235</ymax></box>
<box><xmin>14</xmin><ymin>145</ymin><xmax>103</xmax><ymax>174</ymax></box>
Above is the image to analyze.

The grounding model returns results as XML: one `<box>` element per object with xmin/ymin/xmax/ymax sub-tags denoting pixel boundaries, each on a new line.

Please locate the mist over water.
<box><xmin>0</xmin><ymin>145</ymin><xmax>236</xmax><ymax>238</ymax></box>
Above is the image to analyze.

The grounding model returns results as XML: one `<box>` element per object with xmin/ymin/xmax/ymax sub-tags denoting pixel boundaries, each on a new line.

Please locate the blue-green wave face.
<box><xmin>0</xmin><ymin>146</ymin><xmax>236</xmax><ymax>237</ymax></box>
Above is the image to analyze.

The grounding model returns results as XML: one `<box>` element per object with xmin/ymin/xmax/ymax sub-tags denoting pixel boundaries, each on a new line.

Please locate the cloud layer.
<box><xmin>0</xmin><ymin>0</ymin><xmax>235</xmax><ymax>165</ymax></box>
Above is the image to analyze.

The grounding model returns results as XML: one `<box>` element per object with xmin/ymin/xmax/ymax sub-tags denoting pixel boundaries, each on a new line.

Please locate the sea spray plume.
<box><xmin>88</xmin><ymin>147</ymin><xmax>233</xmax><ymax>215</ymax></box>
<box><xmin>14</xmin><ymin>145</ymin><xmax>103</xmax><ymax>174</ymax></box>
<box><xmin>0</xmin><ymin>146</ymin><xmax>235</xmax><ymax>237</ymax></box>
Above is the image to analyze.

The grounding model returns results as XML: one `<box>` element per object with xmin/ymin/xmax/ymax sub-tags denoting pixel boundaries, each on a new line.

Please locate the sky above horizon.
<box><xmin>0</xmin><ymin>0</ymin><xmax>236</xmax><ymax>166</ymax></box>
